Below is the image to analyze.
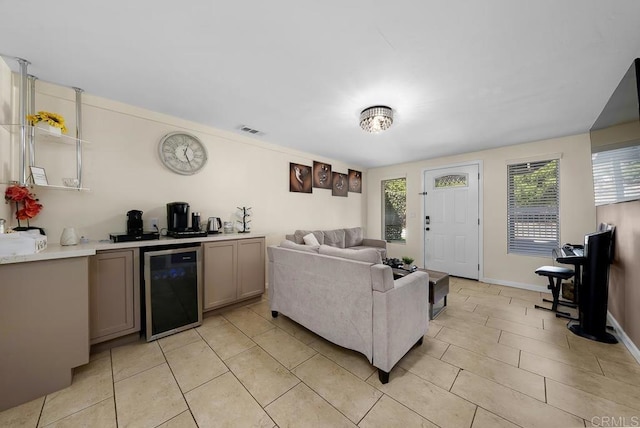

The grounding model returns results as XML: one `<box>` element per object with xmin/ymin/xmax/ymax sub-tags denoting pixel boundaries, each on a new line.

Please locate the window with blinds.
<box><xmin>592</xmin><ymin>145</ymin><xmax>640</xmax><ymax>206</ymax></box>
<box><xmin>507</xmin><ymin>159</ymin><xmax>559</xmax><ymax>257</ymax></box>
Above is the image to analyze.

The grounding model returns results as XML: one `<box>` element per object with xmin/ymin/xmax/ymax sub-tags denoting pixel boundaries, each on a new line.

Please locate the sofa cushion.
<box><xmin>293</xmin><ymin>230</ymin><xmax>324</xmax><ymax>245</ymax></box>
<box><xmin>319</xmin><ymin>245</ymin><xmax>382</xmax><ymax>264</ymax></box>
<box><xmin>323</xmin><ymin>229</ymin><xmax>346</xmax><ymax>248</ymax></box>
<box><xmin>303</xmin><ymin>233</ymin><xmax>320</xmax><ymax>246</ymax></box>
<box><xmin>280</xmin><ymin>240</ymin><xmax>320</xmax><ymax>253</ymax></box>
<box><xmin>344</xmin><ymin>227</ymin><xmax>364</xmax><ymax>248</ymax></box>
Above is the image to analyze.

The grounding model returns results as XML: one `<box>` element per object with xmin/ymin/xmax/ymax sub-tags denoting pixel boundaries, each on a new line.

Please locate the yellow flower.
<box><xmin>25</xmin><ymin>111</ymin><xmax>68</xmax><ymax>134</ymax></box>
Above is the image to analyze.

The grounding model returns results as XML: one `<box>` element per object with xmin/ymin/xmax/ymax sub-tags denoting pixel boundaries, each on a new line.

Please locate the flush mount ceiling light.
<box><xmin>359</xmin><ymin>105</ymin><xmax>393</xmax><ymax>133</ymax></box>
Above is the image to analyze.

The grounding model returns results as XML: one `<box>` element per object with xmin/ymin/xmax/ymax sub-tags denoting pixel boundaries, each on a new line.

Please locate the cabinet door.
<box><xmin>90</xmin><ymin>249</ymin><xmax>140</xmax><ymax>343</ymax></box>
<box><xmin>203</xmin><ymin>240</ymin><xmax>238</xmax><ymax>310</ymax></box>
<box><xmin>237</xmin><ymin>237</ymin><xmax>265</xmax><ymax>300</ymax></box>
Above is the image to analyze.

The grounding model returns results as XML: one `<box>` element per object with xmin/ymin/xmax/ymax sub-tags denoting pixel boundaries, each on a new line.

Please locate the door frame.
<box><xmin>421</xmin><ymin>160</ymin><xmax>484</xmax><ymax>280</ymax></box>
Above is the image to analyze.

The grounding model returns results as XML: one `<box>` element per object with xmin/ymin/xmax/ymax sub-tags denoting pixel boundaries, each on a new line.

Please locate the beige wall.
<box><xmin>1</xmin><ymin>76</ymin><xmax>365</xmax><ymax>244</ymax></box>
<box><xmin>597</xmin><ymin>200</ymin><xmax>640</xmax><ymax>350</ymax></box>
<box><xmin>366</xmin><ymin>134</ymin><xmax>596</xmax><ymax>289</ymax></box>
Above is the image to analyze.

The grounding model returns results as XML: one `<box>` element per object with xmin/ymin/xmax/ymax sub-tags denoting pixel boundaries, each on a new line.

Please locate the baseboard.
<box><xmin>480</xmin><ymin>277</ymin><xmax>547</xmax><ymax>293</ymax></box>
<box><xmin>607</xmin><ymin>312</ymin><xmax>640</xmax><ymax>364</ymax></box>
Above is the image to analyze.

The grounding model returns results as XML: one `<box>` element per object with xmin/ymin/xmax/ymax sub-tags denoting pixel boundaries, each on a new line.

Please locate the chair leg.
<box><xmin>534</xmin><ymin>276</ymin><xmax>571</xmax><ymax>317</ymax></box>
<box><xmin>271</xmin><ymin>311</ymin><xmax>279</xmax><ymax>318</ymax></box>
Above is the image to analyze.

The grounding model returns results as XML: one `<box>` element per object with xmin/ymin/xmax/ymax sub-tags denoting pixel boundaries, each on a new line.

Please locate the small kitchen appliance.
<box><xmin>127</xmin><ymin>210</ymin><xmax>144</xmax><ymax>236</ymax></box>
<box><xmin>207</xmin><ymin>217</ymin><xmax>222</xmax><ymax>234</ymax></box>
<box><xmin>109</xmin><ymin>210</ymin><xmax>160</xmax><ymax>243</ymax></box>
<box><xmin>166</xmin><ymin>202</ymin><xmax>207</xmax><ymax>238</ymax></box>
<box><xmin>167</xmin><ymin>202</ymin><xmax>190</xmax><ymax>232</ymax></box>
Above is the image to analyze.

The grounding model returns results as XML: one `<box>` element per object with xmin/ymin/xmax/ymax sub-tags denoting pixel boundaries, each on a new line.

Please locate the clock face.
<box><xmin>158</xmin><ymin>132</ymin><xmax>208</xmax><ymax>175</ymax></box>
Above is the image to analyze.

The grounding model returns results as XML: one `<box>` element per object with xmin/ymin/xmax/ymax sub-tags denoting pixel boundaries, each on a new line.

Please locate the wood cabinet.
<box><xmin>89</xmin><ymin>249</ymin><xmax>140</xmax><ymax>344</ymax></box>
<box><xmin>203</xmin><ymin>237</ymin><xmax>265</xmax><ymax>310</ymax></box>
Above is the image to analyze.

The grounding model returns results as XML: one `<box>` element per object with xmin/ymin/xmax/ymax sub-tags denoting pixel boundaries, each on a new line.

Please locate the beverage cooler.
<box><xmin>142</xmin><ymin>244</ymin><xmax>202</xmax><ymax>341</ymax></box>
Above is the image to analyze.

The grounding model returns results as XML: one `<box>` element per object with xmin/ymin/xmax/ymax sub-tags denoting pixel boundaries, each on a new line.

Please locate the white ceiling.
<box><xmin>2</xmin><ymin>0</ymin><xmax>640</xmax><ymax>168</ymax></box>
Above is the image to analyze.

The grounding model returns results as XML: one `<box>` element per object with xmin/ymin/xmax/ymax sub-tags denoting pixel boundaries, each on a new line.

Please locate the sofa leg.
<box><xmin>271</xmin><ymin>311</ymin><xmax>279</xmax><ymax>318</ymax></box>
<box><xmin>415</xmin><ymin>336</ymin><xmax>424</xmax><ymax>347</ymax></box>
<box><xmin>378</xmin><ymin>369</ymin><xmax>389</xmax><ymax>384</ymax></box>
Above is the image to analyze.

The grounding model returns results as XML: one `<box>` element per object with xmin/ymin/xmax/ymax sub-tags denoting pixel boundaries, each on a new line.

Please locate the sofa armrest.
<box><xmin>372</xmin><ymin>271</ymin><xmax>429</xmax><ymax>373</ymax></box>
<box><xmin>362</xmin><ymin>238</ymin><xmax>387</xmax><ymax>249</ymax></box>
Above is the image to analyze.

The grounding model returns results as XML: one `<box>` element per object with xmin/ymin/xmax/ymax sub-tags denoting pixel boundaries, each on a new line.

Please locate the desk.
<box><xmin>392</xmin><ymin>268</ymin><xmax>449</xmax><ymax>319</ymax></box>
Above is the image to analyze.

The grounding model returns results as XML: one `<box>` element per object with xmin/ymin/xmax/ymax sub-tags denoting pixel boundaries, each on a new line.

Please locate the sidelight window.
<box><xmin>382</xmin><ymin>177</ymin><xmax>406</xmax><ymax>243</ymax></box>
<box><xmin>507</xmin><ymin>159</ymin><xmax>559</xmax><ymax>257</ymax></box>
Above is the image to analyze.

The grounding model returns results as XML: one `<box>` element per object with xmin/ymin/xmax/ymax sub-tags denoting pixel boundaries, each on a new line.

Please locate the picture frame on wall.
<box><xmin>348</xmin><ymin>169</ymin><xmax>362</xmax><ymax>193</ymax></box>
<box><xmin>332</xmin><ymin>172</ymin><xmax>348</xmax><ymax>197</ymax></box>
<box><xmin>313</xmin><ymin>161</ymin><xmax>332</xmax><ymax>189</ymax></box>
<box><xmin>289</xmin><ymin>162</ymin><xmax>312</xmax><ymax>193</ymax></box>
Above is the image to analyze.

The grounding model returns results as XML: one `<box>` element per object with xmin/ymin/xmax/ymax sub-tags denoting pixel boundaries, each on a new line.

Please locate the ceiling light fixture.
<box><xmin>359</xmin><ymin>105</ymin><xmax>393</xmax><ymax>133</ymax></box>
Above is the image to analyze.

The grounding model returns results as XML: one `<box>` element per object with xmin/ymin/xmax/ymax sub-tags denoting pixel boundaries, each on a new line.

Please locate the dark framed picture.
<box><xmin>332</xmin><ymin>172</ymin><xmax>348</xmax><ymax>197</ymax></box>
<box><xmin>348</xmin><ymin>169</ymin><xmax>362</xmax><ymax>193</ymax></box>
<box><xmin>289</xmin><ymin>162</ymin><xmax>312</xmax><ymax>193</ymax></box>
<box><xmin>313</xmin><ymin>161</ymin><xmax>332</xmax><ymax>189</ymax></box>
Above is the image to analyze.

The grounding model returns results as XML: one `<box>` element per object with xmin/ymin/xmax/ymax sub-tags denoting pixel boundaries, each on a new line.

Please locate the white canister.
<box><xmin>0</xmin><ymin>218</ymin><xmax>5</xmax><ymax>234</ymax></box>
<box><xmin>60</xmin><ymin>227</ymin><xmax>80</xmax><ymax>246</ymax></box>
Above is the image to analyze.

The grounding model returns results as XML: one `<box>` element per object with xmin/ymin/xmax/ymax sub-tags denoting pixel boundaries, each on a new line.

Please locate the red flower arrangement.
<box><xmin>4</xmin><ymin>184</ymin><xmax>43</xmax><ymax>226</ymax></box>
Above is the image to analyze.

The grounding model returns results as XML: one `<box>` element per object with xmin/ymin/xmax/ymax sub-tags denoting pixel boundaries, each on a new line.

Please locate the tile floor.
<box><xmin>2</xmin><ymin>277</ymin><xmax>640</xmax><ymax>427</ymax></box>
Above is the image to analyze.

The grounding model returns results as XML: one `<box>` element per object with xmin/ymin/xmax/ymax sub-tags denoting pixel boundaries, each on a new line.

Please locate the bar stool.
<box><xmin>534</xmin><ymin>266</ymin><xmax>577</xmax><ymax>317</ymax></box>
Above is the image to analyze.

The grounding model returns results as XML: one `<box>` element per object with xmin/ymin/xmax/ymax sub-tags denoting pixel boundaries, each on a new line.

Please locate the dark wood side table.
<box><xmin>392</xmin><ymin>267</ymin><xmax>450</xmax><ymax>319</ymax></box>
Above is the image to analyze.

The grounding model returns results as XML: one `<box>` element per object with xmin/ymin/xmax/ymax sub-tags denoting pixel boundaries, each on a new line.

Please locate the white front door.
<box><xmin>424</xmin><ymin>164</ymin><xmax>480</xmax><ymax>279</ymax></box>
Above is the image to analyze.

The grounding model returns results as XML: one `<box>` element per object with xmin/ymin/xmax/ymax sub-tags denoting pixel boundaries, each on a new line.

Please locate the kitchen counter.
<box><xmin>0</xmin><ymin>232</ymin><xmax>265</xmax><ymax>265</ymax></box>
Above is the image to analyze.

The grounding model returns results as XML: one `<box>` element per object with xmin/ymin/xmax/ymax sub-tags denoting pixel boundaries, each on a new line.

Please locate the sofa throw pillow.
<box><xmin>344</xmin><ymin>227</ymin><xmax>364</xmax><ymax>247</ymax></box>
<box><xmin>303</xmin><ymin>233</ymin><xmax>320</xmax><ymax>246</ymax></box>
<box><xmin>323</xmin><ymin>229</ymin><xmax>346</xmax><ymax>248</ymax></box>
<box><xmin>293</xmin><ymin>230</ymin><xmax>324</xmax><ymax>245</ymax></box>
<box><xmin>319</xmin><ymin>245</ymin><xmax>382</xmax><ymax>264</ymax></box>
<box><xmin>280</xmin><ymin>240</ymin><xmax>320</xmax><ymax>253</ymax></box>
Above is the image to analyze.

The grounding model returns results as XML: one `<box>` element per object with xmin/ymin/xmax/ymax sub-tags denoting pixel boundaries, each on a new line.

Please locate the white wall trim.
<box><xmin>480</xmin><ymin>277</ymin><xmax>548</xmax><ymax>293</ymax></box>
<box><xmin>607</xmin><ymin>312</ymin><xmax>640</xmax><ymax>364</ymax></box>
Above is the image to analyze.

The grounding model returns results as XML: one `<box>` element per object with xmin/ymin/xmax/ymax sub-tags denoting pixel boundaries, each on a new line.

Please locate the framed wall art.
<box><xmin>289</xmin><ymin>162</ymin><xmax>312</xmax><ymax>193</ymax></box>
<box><xmin>313</xmin><ymin>161</ymin><xmax>332</xmax><ymax>189</ymax></box>
<box><xmin>348</xmin><ymin>169</ymin><xmax>362</xmax><ymax>193</ymax></box>
<box><xmin>332</xmin><ymin>172</ymin><xmax>348</xmax><ymax>197</ymax></box>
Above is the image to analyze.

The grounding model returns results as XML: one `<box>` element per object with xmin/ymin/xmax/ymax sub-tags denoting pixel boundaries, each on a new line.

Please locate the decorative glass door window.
<box><xmin>434</xmin><ymin>174</ymin><xmax>468</xmax><ymax>188</ymax></box>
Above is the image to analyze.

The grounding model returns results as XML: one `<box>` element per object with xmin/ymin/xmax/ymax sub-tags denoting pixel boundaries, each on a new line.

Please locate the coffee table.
<box><xmin>392</xmin><ymin>267</ymin><xmax>449</xmax><ymax>319</ymax></box>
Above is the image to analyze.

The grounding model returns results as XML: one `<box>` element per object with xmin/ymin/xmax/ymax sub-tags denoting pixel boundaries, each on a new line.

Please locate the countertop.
<box><xmin>0</xmin><ymin>232</ymin><xmax>266</xmax><ymax>265</ymax></box>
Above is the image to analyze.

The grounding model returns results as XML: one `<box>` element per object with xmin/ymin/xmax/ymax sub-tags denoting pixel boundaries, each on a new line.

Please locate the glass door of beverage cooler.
<box><xmin>144</xmin><ymin>246</ymin><xmax>202</xmax><ymax>341</ymax></box>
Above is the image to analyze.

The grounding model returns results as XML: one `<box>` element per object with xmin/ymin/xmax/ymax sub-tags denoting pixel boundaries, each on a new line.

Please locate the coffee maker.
<box><xmin>167</xmin><ymin>202</ymin><xmax>190</xmax><ymax>232</ymax></box>
<box><xmin>127</xmin><ymin>210</ymin><xmax>144</xmax><ymax>236</ymax></box>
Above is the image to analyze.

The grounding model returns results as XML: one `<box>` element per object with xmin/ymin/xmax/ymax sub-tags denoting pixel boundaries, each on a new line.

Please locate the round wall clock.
<box><xmin>158</xmin><ymin>132</ymin><xmax>208</xmax><ymax>175</ymax></box>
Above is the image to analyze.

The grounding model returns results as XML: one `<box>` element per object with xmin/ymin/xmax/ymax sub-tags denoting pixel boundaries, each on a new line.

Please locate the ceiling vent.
<box><xmin>238</xmin><ymin>125</ymin><xmax>263</xmax><ymax>136</ymax></box>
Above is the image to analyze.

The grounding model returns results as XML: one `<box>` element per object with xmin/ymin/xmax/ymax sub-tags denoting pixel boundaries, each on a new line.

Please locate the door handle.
<box><xmin>425</xmin><ymin>227</ymin><xmax>430</xmax><ymax>231</ymax></box>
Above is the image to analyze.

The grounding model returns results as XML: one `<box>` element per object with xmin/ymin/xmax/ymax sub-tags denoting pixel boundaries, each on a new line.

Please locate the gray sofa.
<box><xmin>268</xmin><ymin>242</ymin><xmax>429</xmax><ymax>383</ymax></box>
<box><xmin>285</xmin><ymin>227</ymin><xmax>387</xmax><ymax>259</ymax></box>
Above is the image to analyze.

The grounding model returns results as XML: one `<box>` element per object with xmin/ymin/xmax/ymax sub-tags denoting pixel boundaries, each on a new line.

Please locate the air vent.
<box><xmin>238</xmin><ymin>125</ymin><xmax>263</xmax><ymax>135</ymax></box>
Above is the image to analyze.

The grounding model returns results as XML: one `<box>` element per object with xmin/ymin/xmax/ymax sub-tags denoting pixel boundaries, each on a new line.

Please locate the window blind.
<box><xmin>507</xmin><ymin>159</ymin><xmax>559</xmax><ymax>257</ymax></box>
<box><xmin>592</xmin><ymin>145</ymin><xmax>640</xmax><ymax>206</ymax></box>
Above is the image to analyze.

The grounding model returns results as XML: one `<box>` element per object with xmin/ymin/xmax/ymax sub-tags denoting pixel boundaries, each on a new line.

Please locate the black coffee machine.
<box><xmin>167</xmin><ymin>202</ymin><xmax>190</xmax><ymax>232</ymax></box>
<box><xmin>127</xmin><ymin>210</ymin><xmax>144</xmax><ymax>236</ymax></box>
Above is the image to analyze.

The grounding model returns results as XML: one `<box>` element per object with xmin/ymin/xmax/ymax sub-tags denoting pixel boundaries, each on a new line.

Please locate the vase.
<box><xmin>60</xmin><ymin>227</ymin><xmax>79</xmax><ymax>246</ymax></box>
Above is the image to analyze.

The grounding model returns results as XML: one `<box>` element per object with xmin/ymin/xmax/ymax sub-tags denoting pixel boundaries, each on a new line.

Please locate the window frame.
<box><xmin>507</xmin><ymin>158</ymin><xmax>560</xmax><ymax>257</ymax></box>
